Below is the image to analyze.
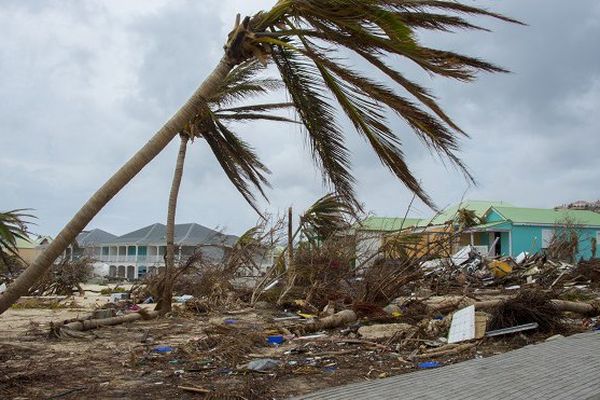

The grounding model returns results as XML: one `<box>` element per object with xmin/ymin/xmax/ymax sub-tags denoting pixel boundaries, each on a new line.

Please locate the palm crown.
<box><xmin>218</xmin><ymin>0</ymin><xmax>521</xmax><ymax>210</ymax></box>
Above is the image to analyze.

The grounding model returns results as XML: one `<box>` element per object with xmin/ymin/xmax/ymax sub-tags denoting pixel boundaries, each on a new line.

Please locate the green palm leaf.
<box><xmin>0</xmin><ymin>209</ymin><xmax>35</xmax><ymax>260</ymax></box>
<box><xmin>242</xmin><ymin>0</ymin><xmax>520</xmax><ymax>208</ymax></box>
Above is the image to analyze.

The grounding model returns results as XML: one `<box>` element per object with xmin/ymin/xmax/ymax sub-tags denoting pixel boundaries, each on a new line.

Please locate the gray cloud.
<box><xmin>1</xmin><ymin>0</ymin><xmax>599</xmax><ymax>238</ymax></box>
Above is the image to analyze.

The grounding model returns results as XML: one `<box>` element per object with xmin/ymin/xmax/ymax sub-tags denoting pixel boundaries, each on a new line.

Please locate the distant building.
<box><xmin>464</xmin><ymin>206</ymin><xmax>600</xmax><ymax>260</ymax></box>
<box><xmin>13</xmin><ymin>235</ymin><xmax>52</xmax><ymax>265</ymax></box>
<box><xmin>353</xmin><ymin>216</ymin><xmax>423</xmax><ymax>267</ymax></box>
<box><xmin>356</xmin><ymin>200</ymin><xmax>600</xmax><ymax>263</ymax></box>
<box><xmin>66</xmin><ymin>223</ymin><xmax>238</xmax><ymax>280</ymax></box>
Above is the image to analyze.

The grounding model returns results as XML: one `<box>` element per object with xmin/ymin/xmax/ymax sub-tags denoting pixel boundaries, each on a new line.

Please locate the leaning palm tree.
<box><xmin>0</xmin><ymin>1</ymin><xmax>521</xmax><ymax>314</ymax></box>
<box><xmin>155</xmin><ymin>61</ymin><xmax>296</xmax><ymax>314</ymax></box>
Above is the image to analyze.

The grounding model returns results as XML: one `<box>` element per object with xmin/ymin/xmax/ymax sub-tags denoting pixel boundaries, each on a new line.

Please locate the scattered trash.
<box><xmin>267</xmin><ymin>335</ymin><xmax>285</xmax><ymax>346</ymax></box>
<box><xmin>110</xmin><ymin>293</ymin><xmax>129</xmax><ymax>303</ymax></box>
<box><xmin>294</xmin><ymin>334</ymin><xmax>328</xmax><ymax>341</ymax></box>
<box><xmin>178</xmin><ymin>386</ymin><xmax>211</xmax><ymax>394</ymax></box>
<box><xmin>223</xmin><ymin>319</ymin><xmax>237</xmax><ymax>325</ymax></box>
<box><xmin>357</xmin><ymin>323</ymin><xmax>412</xmax><ymax>340</ymax></box>
<box><xmin>298</xmin><ymin>313</ymin><xmax>317</xmax><ymax>319</ymax></box>
<box><xmin>545</xmin><ymin>334</ymin><xmax>565</xmax><ymax>342</ymax></box>
<box><xmin>448</xmin><ymin>305</ymin><xmax>475</xmax><ymax>344</ymax></box>
<box><xmin>515</xmin><ymin>252</ymin><xmax>529</xmax><ymax>264</ymax></box>
<box><xmin>488</xmin><ymin>260</ymin><xmax>513</xmax><ymax>278</ymax></box>
<box><xmin>174</xmin><ymin>295</ymin><xmax>194</xmax><ymax>303</ymax></box>
<box><xmin>418</xmin><ymin>361</ymin><xmax>441</xmax><ymax>369</ymax></box>
<box><xmin>153</xmin><ymin>346</ymin><xmax>175</xmax><ymax>354</ymax></box>
<box><xmin>486</xmin><ymin>323</ymin><xmax>539</xmax><ymax>337</ymax></box>
<box><xmin>246</xmin><ymin>358</ymin><xmax>281</xmax><ymax>372</ymax></box>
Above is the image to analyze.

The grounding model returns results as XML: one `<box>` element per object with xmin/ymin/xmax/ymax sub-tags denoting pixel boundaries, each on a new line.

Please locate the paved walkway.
<box><xmin>293</xmin><ymin>331</ymin><xmax>600</xmax><ymax>400</ymax></box>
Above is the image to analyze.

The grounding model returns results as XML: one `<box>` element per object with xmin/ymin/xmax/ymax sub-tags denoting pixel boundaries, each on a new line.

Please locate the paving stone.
<box><xmin>292</xmin><ymin>332</ymin><xmax>600</xmax><ymax>400</ymax></box>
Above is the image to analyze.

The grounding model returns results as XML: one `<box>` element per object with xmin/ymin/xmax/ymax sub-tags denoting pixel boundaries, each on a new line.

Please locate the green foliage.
<box><xmin>187</xmin><ymin>60</ymin><xmax>296</xmax><ymax>213</ymax></box>
<box><xmin>246</xmin><ymin>0</ymin><xmax>521</xmax><ymax>209</ymax></box>
<box><xmin>455</xmin><ymin>208</ymin><xmax>484</xmax><ymax>230</ymax></box>
<box><xmin>0</xmin><ymin>209</ymin><xmax>35</xmax><ymax>262</ymax></box>
<box><xmin>299</xmin><ymin>193</ymin><xmax>354</xmax><ymax>241</ymax></box>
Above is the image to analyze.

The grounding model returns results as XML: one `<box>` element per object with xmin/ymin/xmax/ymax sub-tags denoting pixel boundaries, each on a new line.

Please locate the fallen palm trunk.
<box><xmin>473</xmin><ymin>298</ymin><xmax>598</xmax><ymax>316</ymax></box>
<box><xmin>551</xmin><ymin>300</ymin><xmax>598</xmax><ymax>315</ymax></box>
<box><xmin>56</xmin><ymin>310</ymin><xmax>158</xmax><ymax>332</ymax></box>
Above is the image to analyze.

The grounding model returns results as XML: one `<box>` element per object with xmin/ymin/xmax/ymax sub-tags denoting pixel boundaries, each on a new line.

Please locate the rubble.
<box><xmin>2</xmin><ymin>220</ymin><xmax>599</xmax><ymax>400</ymax></box>
<box><xmin>357</xmin><ymin>323</ymin><xmax>413</xmax><ymax>340</ymax></box>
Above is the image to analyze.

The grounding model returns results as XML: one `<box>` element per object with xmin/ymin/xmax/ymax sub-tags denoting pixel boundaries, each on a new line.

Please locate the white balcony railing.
<box><xmin>95</xmin><ymin>255</ymin><xmax>169</xmax><ymax>264</ymax></box>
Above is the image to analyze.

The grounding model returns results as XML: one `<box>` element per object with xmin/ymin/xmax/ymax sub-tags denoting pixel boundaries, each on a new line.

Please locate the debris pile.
<box><xmin>422</xmin><ymin>245</ymin><xmax>600</xmax><ymax>294</ymax></box>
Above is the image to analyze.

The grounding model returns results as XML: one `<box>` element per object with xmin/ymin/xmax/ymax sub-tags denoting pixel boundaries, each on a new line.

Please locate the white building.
<box><xmin>67</xmin><ymin>223</ymin><xmax>237</xmax><ymax>280</ymax></box>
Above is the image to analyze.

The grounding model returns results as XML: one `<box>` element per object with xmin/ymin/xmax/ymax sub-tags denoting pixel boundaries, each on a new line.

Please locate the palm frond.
<box><xmin>271</xmin><ymin>46</ymin><xmax>357</xmax><ymax>208</ymax></box>
<box><xmin>195</xmin><ymin>104</ymin><xmax>272</xmax><ymax>215</ymax></box>
<box><xmin>0</xmin><ymin>209</ymin><xmax>35</xmax><ymax>259</ymax></box>
<box><xmin>207</xmin><ymin>60</ymin><xmax>284</xmax><ymax>106</ymax></box>
<box><xmin>216</xmin><ymin>102</ymin><xmax>293</xmax><ymax>113</ymax></box>
<box><xmin>243</xmin><ymin>0</ymin><xmax>520</xmax><ymax>208</ymax></box>
<box><xmin>214</xmin><ymin>112</ymin><xmax>299</xmax><ymax>124</ymax></box>
<box><xmin>300</xmin><ymin>193</ymin><xmax>354</xmax><ymax>240</ymax></box>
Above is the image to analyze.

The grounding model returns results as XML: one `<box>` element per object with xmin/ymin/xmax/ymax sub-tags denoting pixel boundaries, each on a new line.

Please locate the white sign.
<box><xmin>448</xmin><ymin>305</ymin><xmax>475</xmax><ymax>344</ymax></box>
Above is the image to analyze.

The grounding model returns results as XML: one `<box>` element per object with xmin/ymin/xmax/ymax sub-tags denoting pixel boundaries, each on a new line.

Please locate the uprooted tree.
<box><xmin>0</xmin><ymin>1</ymin><xmax>522</xmax><ymax>314</ymax></box>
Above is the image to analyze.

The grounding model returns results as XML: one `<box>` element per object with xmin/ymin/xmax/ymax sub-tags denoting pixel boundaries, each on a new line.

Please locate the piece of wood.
<box><xmin>474</xmin><ymin>299</ymin><xmax>598</xmax><ymax>316</ymax></box>
<box><xmin>178</xmin><ymin>385</ymin><xmax>211</xmax><ymax>394</ymax></box>
<box><xmin>334</xmin><ymin>338</ymin><xmax>390</xmax><ymax>351</ymax></box>
<box><xmin>58</xmin><ymin>311</ymin><xmax>158</xmax><ymax>332</ymax></box>
<box><xmin>551</xmin><ymin>300</ymin><xmax>597</xmax><ymax>316</ymax></box>
<box><xmin>305</xmin><ymin>309</ymin><xmax>357</xmax><ymax>332</ymax></box>
<box><xmin>475</xmin><ymin>312</ymin><xmax>488</xmax><ymax>339</ymax></box>
<box><xmin>415</xmin><ymin>343</ymin><xmax>476</xmax><ymax>360</ymax></box>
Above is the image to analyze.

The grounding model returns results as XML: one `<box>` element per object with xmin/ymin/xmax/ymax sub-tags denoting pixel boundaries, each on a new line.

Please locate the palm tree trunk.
<box><xmin>156</xmin><ymin>135</ymin><xmax>189</xmax><ymax>314</ymax></box>
<box><xmin>0</xmin><ymin>56</ymin><xmax>233</xmax><ymax>315</ymax></box>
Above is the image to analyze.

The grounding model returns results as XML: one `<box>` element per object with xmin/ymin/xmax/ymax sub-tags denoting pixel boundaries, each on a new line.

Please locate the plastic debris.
<box><xmin>153</xmin><ymin>346</ymin><xmax>175</xmax><ymax>353</ymax></box>
<box><xmin>486</xmin><ymin>322</ymin><xmax>539</xmax><ymax>337</ymax></box>
<box><xmin>489</xmin><ymin>260</ymin><xmax>513</xmax><ymax>278</ymax></box>
<box><xmin>267</xmin><ymin>335</ymin><xmax>285</xmax><ymax>346</ymax></box>
<box><xmin>246</xmin><ymin>358</ymin><xmax>280</xmax><ymax>371</ymax></box>
<box><xmin>418</xmin><ymin>361</ymin><xmax>441</xmax><ymax>369</ymax></box>
<box><xmin>174</xmin><ymin>295</ymin><xmax>194</xmax><ymax>303</ymax></box>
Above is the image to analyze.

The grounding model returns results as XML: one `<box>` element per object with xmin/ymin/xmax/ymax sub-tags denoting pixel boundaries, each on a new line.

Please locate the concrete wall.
<box><xmin>511</xmin><ymin>225</ymin><xmax>599</xmax><ymax>261</ymax></box>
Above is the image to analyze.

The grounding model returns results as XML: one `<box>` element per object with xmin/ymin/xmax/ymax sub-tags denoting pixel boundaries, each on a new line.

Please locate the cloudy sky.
<box><xmin>1</xmin><ymin>0</ymin><xmax>599</xmax><ymax>237</ymax></box>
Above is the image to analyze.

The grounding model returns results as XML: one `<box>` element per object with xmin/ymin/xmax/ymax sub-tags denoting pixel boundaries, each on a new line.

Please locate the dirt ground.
<box><xmin>0</xmin><ymin>289</ymin><xmax>583</xmax><ymax>400</ymax></box>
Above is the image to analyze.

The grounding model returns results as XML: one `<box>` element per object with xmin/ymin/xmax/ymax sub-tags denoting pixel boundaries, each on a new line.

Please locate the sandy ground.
<box><xmin>0</xmin><ymin>287</ymin><xmax>588</xmax><ymax>400</ymax></box>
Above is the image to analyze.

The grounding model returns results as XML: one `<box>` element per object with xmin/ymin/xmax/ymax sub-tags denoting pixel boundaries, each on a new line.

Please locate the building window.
<box><xmin>138</xmin><ymin>266</ymin><xmax>147</xmax><ymax>279</ymax></box>
<box><xmin>102</xmin><ymin>247</ymin><xmax>109</xmax><ymax>256</ymax></box>
<box><xmin>541</xmin><ymin>229</ymin><xmax>554</xmax><ymax>249</ymax></box>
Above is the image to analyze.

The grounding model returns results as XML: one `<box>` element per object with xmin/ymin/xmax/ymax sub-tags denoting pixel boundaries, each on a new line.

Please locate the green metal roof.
<box><xmin>356</xmin><ymin>217</ymin><xmax>423</xmax><ymax>232</ymax></box>
<box><xmin>491</xmin><ymin>206</ymin><xmax>600</xmax><ymax>227</ymax></box>
<box><xmin>465</xmin><ymin>221</ymin><xmax>510</xmax><ymax>232</ymax></box>
<box><xmin>427</xmin><ymin>200</ymin><xmax>515</xmax><ymax>226</ymax></box>
<box><xmin>14</xmin><ymin>236</ymin><xmax>52</xmax><ymax>249</ymax></box>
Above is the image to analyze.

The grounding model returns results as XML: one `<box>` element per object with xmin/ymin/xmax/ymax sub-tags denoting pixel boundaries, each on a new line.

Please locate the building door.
<box><xmin>495</xmin><ymin>232</ymin><xmax>503</xmax><ymax>256</ymax></box>
<box><xmin>489</xmin><ymin>232</ymin><xmax>502</xmax><ymax>256</ymax></box>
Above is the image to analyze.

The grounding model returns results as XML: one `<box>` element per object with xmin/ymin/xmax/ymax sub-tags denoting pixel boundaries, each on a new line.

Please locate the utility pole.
<box><xmin>287</xmin><ymin>207</ymin><xmax>293</xmax><ymax>269</ymax></box>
